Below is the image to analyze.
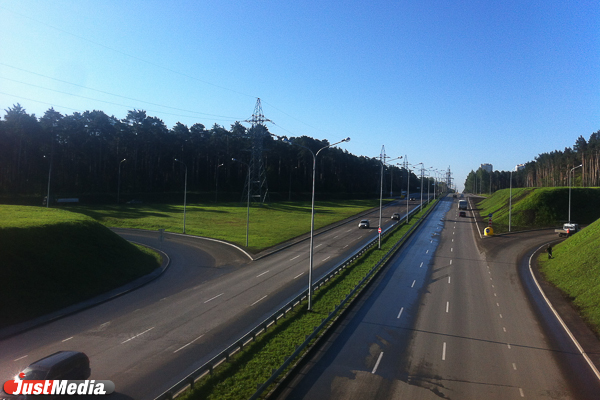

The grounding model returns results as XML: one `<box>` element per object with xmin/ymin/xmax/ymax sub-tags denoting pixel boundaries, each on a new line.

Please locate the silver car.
<box><xmin>358</xmin><ymin>219</ymin><xmax>370</xmax><ymax>229</ymax></box>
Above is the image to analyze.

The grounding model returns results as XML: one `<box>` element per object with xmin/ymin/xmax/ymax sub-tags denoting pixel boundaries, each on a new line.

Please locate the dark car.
<box><xmin>409</xmin><ymin>197</ymin><xmax>416</xmax><ymax>201</ymax></box>
<box><xmin>391</xmin><ymin>213</ymin><xmax>400</xmax><ymax>220</ymax></box>
<box><xmin>459</xmin><ymin>211</ymin><xmax>466</xmax><ymax>217</ymax></box>
<box><xmin>18</xmin><ymin>351</ymin><xmax>90</xmax><ymax>381</ymax></box>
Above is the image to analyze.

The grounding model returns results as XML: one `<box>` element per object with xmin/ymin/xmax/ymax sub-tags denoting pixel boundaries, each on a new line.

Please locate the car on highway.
<box><xmin>459</xmin><ymin>211</ymin><xmax>466</xmax><ymax>217</ymax></box>
<box><xmin>358</xmin><ymin>219</ymin><xmax>370</xmax><ymax>229</ymax></box>
<box><xmin>409</xmin><ymin>197</ymin><xmax>416</xmax><ymax>201</ymax></box>
<box><xmin>16</xmin><ymin>351</ymin><xmax>91</xmax><ymax>382</ymax></box>
<box><xmin>391</xmin><ymin>213</ymin><xmax>400</xmax><ymax>220</ymax></box>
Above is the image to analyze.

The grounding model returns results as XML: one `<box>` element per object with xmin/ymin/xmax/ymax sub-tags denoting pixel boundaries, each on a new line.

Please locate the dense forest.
<box><xmin>464</xmin><ymin>130</ymin><xmax>600</xmax><ymax>194</ymax></box>
<box><xmin>0</xmin><ymin>104</ymin><xmax>436</xmax><ymax>204</ymax></box>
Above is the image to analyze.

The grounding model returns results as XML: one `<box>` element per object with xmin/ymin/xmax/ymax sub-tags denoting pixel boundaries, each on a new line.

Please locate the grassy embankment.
<box><xmin>70</xmin><ymin>199</ymin><xmax>384</xmax><ymax>253</ymax></box>
<box><xmin>538</xmin><ymin>217</ymin><xmax>600</xmax><ymax>338</ymax></box>
<box><xmin>177</xmin><ymin>201</ymin><xmax>437</xmax><ymax>400</ymax></box>
<box><xmin>0</xmin><ymin>205</ymin><xmax>161</xmax><ymax>328</ymax></box>
<box><xmin>475</xmin><ymin>187</ymin><xmax>600</xmax><ymax>233</ymax></box>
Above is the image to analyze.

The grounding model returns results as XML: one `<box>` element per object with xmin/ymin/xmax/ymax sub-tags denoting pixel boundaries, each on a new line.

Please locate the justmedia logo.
<box><xmin>3</xmin><ymin>373</ymin><xmax>115</xmax><ymax>396</ymax></box>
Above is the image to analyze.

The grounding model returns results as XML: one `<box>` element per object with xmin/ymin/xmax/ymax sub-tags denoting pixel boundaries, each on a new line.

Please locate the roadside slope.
<box><xmin>538</xmin><ymin>217</ymin><xmax>600</xmax><ymax>337</ymax></box>
<box><xmin>0</xmin><ymin>205</ymin><xmax>160</xmax><ymax>328</ymax></box>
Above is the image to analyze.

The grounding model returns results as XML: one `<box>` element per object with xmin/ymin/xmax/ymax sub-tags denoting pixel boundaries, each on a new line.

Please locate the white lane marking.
<box><xmin>419</xmin><ymin>262</ymin><xmax>423</xmax><ymax>268</ymax></box>
<box><xmin>442</xmin><ymin>342</ymin><xmax>447</xmax><ymax>360</ymax></box>
<box><xmin>256</xmin><ymin>270</ymin><xmax>269</xmax><ymax>278</ymax></box>
<box><xmin>451</xmin><ymin>248</ymin><xmax>453</xmax><ymax>252</ymax></box>
<box><xmin>62</xmin><ymin>337</ymin><xmax>73</xmax><ymax>342</ymax></box>
<box><xmin>492</xmin><ymin>284</ymin><xmax>495</xmax><ymax>288</ymax></box>
<box><xmin>507</xmin><ymin>344</ymin><xmax>512</xmax><ymax>349</ymax></box>
<box><xmin>494</xmin><ymin>293</ymin><xmax>497</xmax><ymax>297</ymax></box>
<box><xmin>513</xmin><ymin>363</ymin><xmax>517</xmax><ymax>370</ymax></box>
<box><xmin>174</xmin><ymin>335</ymin><xmax>204</xmax><ymax>353</ymax></box>
<box><xmin>333</xmin><ymin>235</ymin><xmax>339</xmax><ymax>239</ymax></box>
<box><xmin>315</xmin><ymin>244</ymin><xmax>322</xmax><ymax>248</ymax></box>
<box><xmin>346</xmin><ymin>229</ymin><xmax>353</xmax><ymax>232</ymax></box>
<box><xmin>290</xmin><ymin>255</ymin><xmax>300</xmax><ymax>261</ymax></box>
<box><xmin>322</xmin><ymin>256</ymin><xmax>331</xmax><ymax>262</ymax></box>
<box><xmin>121</xmin><ymin>327</ymin><xmax>154</xmax><ymax>344</ymax></box>
<box><xmin>294</xmin><ymin>272</ymin><xmax>304</xmax><ymax>279</ymax></box>
<box><xmin>503</xmin><ymin>327</ymin><xmax>507</xmax><ymax>332</ymax></box>
<box><xmin>160</xmin><ymin>297</ymin><xmax>168</xmax><ymax>301</ymax></box>
<box><xmin>453</xmin><ymin>231</ymin><xmax>455</xmax><ymax>235</ymax></box>
<box><xmin>452</xmin><ymin>238</ymin><xmax>454</xmax><ymax>242</ymax></box>
<box><xmin>446</xmin><ymin>302</ymin><xmax>449</xmax><ymax>313</ymax></box>
<box><xmin>519</xmin><ymin>388</ymin><xmax>524</xmax><ymax>397</ymax></box>
<box><xmin>411</xmin><ymin>280</ymin><xmax>416</xmax><ymax>288</ymax></box>
<box><xmin>448</xmin><ymin>276</ymin><xmax>451</xmax><ymax>284</ymax></box>
<box><xmin>204</xmin><ymin>293</ymin><xmax>224</xmax><ymax>303</ymax></box>
<box><xmin>343</xmin><ymin>244</ymin><xmax>349</xmax><ymax>248</ymax></box>
<box><xmin>14</xmin><ymin>355</ymin><xmax>27</xmax><ymax>361</ymax></box>
<box><xmin>397</xmin><ymin>307</ymin><xmax>404</xmax><ymax>319</ymax></box>
<box><xmin>496</xmin><ymin>302</ymin><xmax>500</xmax><ymax>307</ymax></box>
<box><xmin>449</xmin><ymin>259</ymin><xmax>452</xmax><ymax>265</ymax></box>
<box><xmin>488</xmin><ymin>271</ymin><xmax>491</xmax><ymax>274</ymax></box>
<box><xmin>372</xmin><ymin>352</ymin><xmax>384</xmax><ymax>374</ymax></box>
<box><xmin>251</xmin><ymin>295</ymin><xmax>268</xmax><ymax>306</ymax></box>
<box><xmin>499</xmin><ymin>314</ymin><xmax>503</xmax><ymax>319</ymax></box>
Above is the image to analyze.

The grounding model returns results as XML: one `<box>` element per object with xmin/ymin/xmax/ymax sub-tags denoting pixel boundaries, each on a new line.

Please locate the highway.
<box><xmin>0</xmin><ymin>198</ymin><xmax>424</xmax><ymax>399</ymax></box>
<box><xmin>276</xmin><ymin>196</ymin><xmax>600</xmax><ymax>399</ymax></box>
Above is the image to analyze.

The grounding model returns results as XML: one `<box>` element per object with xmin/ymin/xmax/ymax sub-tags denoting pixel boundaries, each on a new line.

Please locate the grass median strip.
<box><xmin>178</xmin><ymin>201</ymin><xmax>436</xmax><ymax>400</ymax></box>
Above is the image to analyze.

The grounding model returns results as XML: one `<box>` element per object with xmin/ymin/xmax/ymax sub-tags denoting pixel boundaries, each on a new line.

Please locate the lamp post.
<box><xmin>232</xmin><ymin>158</ymin><xmax>251</xmax><ymax>247</ymax></box>
<box><xmin>43</xmin><ymin>154</ymin><xmax>53</xmax><ymax>208</ymax></box>
<box><xmin>509</xmin><ymin>170</ymin><xmax>513</xmax><ymax>232</ymax></box>
<box><xmin>414</xmin><ymin>163</ymin><xmax>424</xmax><ymax>211</ymax></box>
<box><xmin>279</xmin><ymin>137</ymin><xmax>350</xmax><ymax>311</ymax></box>
<box><xmin>405</xmin><ymin>157</ymin><xmax>410</xmax><ymax>223</ymax></box>
<box><xmin>378</xmin><ymin>156</ymin><xmax>402</xmax><ymax>249</ymax></box>
<box><xmin>568</xmin><ymin>164</ymin><xmax>582</xmax><ymax>223</ymax></box>
<box><xmin>117</xmin><ymin>158</ymin><xmax>126</xmax><ymax>204</ymax></box>
<box><xmin>174</xmin><ymin>159</ymin><xmax>187</xmax><ymax>234</ymax></box>
<box><xmin>215</xmin><ymin>163</ymin><xmax>224</xmax><ymax>202</ymax></box>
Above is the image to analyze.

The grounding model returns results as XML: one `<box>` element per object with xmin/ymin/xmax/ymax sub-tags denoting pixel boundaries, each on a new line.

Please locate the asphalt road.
<box><xmin>0</xmin><ymin>197</ymin><xmax>426</xmax><ymax>399</ymax></box>
<box><xmin>275</xmin><ymin>195</ymin><xmax>600</xmax><ymax>399</ymax></box>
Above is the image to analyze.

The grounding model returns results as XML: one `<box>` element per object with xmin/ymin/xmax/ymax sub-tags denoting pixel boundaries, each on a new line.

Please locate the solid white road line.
<box><xmin>13</xmin><ymin>355</ymin><xmax>27</xmax><ymax>361</ymax></box>
<box><xmin>174</xmin><ymin>335</ymin><xmax>204</xmax><ymax>353</ymax></box>
<box><xmin>411</xmin><ymin>280</ymin><xmax>416</xmax><ymax>288</ymax></box>
<box><xmin>294</xmin><ymin>272</ymin><xmax>304</xmax><ymax>279</ymax></box>
<box><xmin>251</xmin><ymin>295</ymin><xmax>268</xmax><ymax>306</ymax></box>
<box><xmin>397</xmin><ymin>307</ymin><xmax>404</xmax><ymax>319</ymax></box>
<box><xmin>372</xmin><ymin>352</ymin><xmax>384</xmax><ymax>374</ymax></box>
<box><xmin>290</xmin><ymin>255</ymin><xmax>300</xmax><ymax>261</ymax></box>
<box><xmin>121</xmin><ymin>327</ymin><xmax>154</xmax><ymax>344</ymax></box>
<box><xmin>256</xmin><ymin>270</ymin><xmax>269</xmax><ymax>278</ymax></box>
<box><xmin>204</xmin><ymin>293</ymin><xmax>224</xmax><ymax>304</ymax></box>
<box><xmin>442</xmin><ymin>342</ymin><xmax>447</xmax><ymax>360</ymax></box>
<box><xmin>62</xmin><ymin>337</ymin><xmax>73</xmax><ymax>342</ymax></box>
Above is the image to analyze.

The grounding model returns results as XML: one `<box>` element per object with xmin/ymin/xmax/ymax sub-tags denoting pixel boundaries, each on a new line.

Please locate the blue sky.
<box><xmin>1</xmin><ymin>0</ymin><xmax>598</xmax><ymax>191</ymax></box>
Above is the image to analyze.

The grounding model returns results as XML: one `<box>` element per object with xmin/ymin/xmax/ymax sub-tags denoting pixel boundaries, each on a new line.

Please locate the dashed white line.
<box><xmin>503</xmin><ymin>327</ymin><xmax>507</xmax><ymax>332</ymax></box>
<box><xmin>256</xmin><ymin>270</ymin><xmax>269</xmax><ymax>278</ymax></box>
<box><xmin>251</xmin><ymin>295</ymin><xmax>268</xmax><ymax>306</ymax></box>
<box><xmin>333</xmin><ymin>235</ymin><xmax>339</xmax><ymax>239</ymax></box>
<box><xmin>294</xmin><ymin>272</ymin><xmax>304</xmax><ymax>279</ymax></box>
<box><xmin>519</xmin><ymin>388</ymin><xmax>524</xmax><ymax>397</ymax></box>
<box><xmin>397</xmin><ymin>307</ymin><xmax>404</xmax><ymax>319</ymax></box>
<box><xmin>419</xmin><ymin>262</ymin><xmax>423</xmax><ymax>268</ymax></box>
<box><xmin>448</xmin><ymin>276</ymin><xmax>451</xmax><ymax>284</ymax></box>
<box><xmin>290</xmin><ymin>255</ymin><xmax>301</xmax><ymax>261</ymax></box>
<box><xmin>426</xmin><ymin>249</ymin><xmax>429</xmax><ymax>254</ymax></box>
<box><xmin>62</xmin><ymin>337</ymin><xmax>73</xmax><ymax>342</ymax></box>
<box><xmin>343</xmin><ymin>244</ymin><xmax>349</xmax><ymax>248</ymax></box>
<box><xmin>174</xmin><ymin>335</ymin><xmax>204</xmax><ymax>353</ymax></box>
<box><xmin>322</xmin><ymin>256</ymin><xmax>331</xmax><ymax>262</ymax></box>
<box><xmin>496</xmin><ymin>302</ymin><xmax>500</xmax><ymax>307</ymax></box>
<box><xmin>204</xmin><ymin>293</ymin><xmax>224</xmax><ymax>304</ymax></box>
<box><xmin>451</xmin><ymin>248</ymin><xmax>453</xmax><ymax>252</ymax></box>
<box><xmin>449</xmin><ymin>259</ymin><xmax>452</xmax><ymax>265</ymax></box>
<box><xmin>494</xmin><ymin>293</ymin><xmax>497</xmax><ymax>297</ymax></box>
<box><xmin>372</xmin><ymin>352</ymin><xmax>384</xmax><ymax>374</ymax></box>
<box><xmin>442</xmin><ymin>342</ymin><xmax>447</xmax><ymax>360</ymax></box>
<box><xmin>121</xmin><ymin>327</ymin><xmax>154</xmax><ymax>344</ymax></box>
<box><xmin>499</xmin><ymin>314</ymin><xmax>503</xmax><ymax>319</ymax></box>
<box><xmin>315</xmin><ymin>244</ymin><xmax>323</xmax><ymax>248</ymax></box>
<box><xmin>446</xmin><ymin>301</ymin><xmax>449</xmax><ymax>313</ymax></box>
<box><xmin>411</xmin><ymin>280</ymin><xmax>416</xmax><ymax>288</ymax></box>
<box><xmin>13</xmin><ymin>355</ymin><xmax>27</xmax><ymax>361</ymax></box>
<box><xmin>513</xmin><ymin>363</ymin><xmax>517</xmax><ymax>370</ymax></box>
<box><xmin>507</xmin><ymin>344</ymin><xmax>512</xmax><ymax>349</ymax></box>
<box><xmin>452</xmin><ymin>238</ymin><xmax>454</xmax><ymax>242</ymax></box>
<box><xmin>346</xmin><ymin>228</ymin><xmax>353</xmax><ymax>232</ymax></box>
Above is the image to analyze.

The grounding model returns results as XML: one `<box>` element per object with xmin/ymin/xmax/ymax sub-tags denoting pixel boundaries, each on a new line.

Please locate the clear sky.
<box><xmin>1</xmin><ymin>1</ymin><xmax>598</xmax><ymax>191</ymax></box>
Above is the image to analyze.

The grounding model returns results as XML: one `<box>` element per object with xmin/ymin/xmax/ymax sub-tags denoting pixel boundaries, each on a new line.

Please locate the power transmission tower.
<box><xmin>445</xmin><ymin>166</ymin><xmax>454</xmax><ymax>192</ymax></box>
<box><xmin>243</xmin><ymin>98</ymin><xmax>272</xmax><ymax>204</ymax></box>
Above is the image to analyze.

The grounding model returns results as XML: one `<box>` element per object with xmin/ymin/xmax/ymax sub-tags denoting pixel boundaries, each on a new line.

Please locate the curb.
<box><xmin>0</xmin><ymin>243</ymin><xmax>170</xmax><ymax>341</ymax></box>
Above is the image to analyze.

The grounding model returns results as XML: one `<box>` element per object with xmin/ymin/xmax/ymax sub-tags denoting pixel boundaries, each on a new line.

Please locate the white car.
<box><xmin>358</xmin><ymin>219</ymin><xmax>370</xmax><ymax>229</ymax></box>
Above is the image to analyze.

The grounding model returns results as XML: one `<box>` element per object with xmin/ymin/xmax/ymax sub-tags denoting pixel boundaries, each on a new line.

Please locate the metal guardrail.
<box><xmin>154</xmin><ymin>200</ymin><xmax>435</xmax><ymax>400</ymax></box>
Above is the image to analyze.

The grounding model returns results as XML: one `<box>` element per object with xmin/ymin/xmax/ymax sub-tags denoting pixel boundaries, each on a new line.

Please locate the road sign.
<box><xmin>378</xmin><ymin>227</ymin><xmax>382</xmax><ymax>233</ymax></box>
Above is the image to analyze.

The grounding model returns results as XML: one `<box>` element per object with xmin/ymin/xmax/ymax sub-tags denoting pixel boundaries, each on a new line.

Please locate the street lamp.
<box><xmin>509</xmin><ymin>170</ymin><xmax>513</xmax><ymax>232</ymax></box>
<box><xmin>232</xmin><ymin>158</ymin><xmax>251</xmax><ymax>247</ymax></box>
<box><xmin>378</xmin><ymin>156</ymin><xmax>402</xmax><ymax>249</ymax></box>
<box><xmin>174</xmin><ymin>159</ymin><xmax>187</xmax><ymax>234</ymax></box>
<box><xmin>215</xmin><ymin>163</ymin><xmax>224</xmax><ymax>202</ymax></box>
<box><xmin>117</xmin><ymin>158</ymin><xmax>126</xmax><ymax>204</ymax></box>
<box><xmin>568</xmin><ymin>164</ymin><xmax>582</xmax><ymax>223</ymax></box>
<box><xmin>43</xmin><ymin>154</ymin><xmax>53</xmax><ymax>208</ymax></box>
<box><xmin>279</xmin><ymin>136</ymin><xmax>350</xmax><ymax>311</ymax></box>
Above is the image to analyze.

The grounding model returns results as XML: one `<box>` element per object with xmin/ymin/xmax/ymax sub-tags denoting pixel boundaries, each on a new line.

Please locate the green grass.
<box><xmin>476</xmin><ymin>187</ymin><xmax>600</xmax><ymax>233</ymax></box>
<box><xmin>0</xmin><ymin>205</ymin><xmax>161</xmax><ymax>328</ymax></box>
<box><xmin>69</xmin><ymin>200</ymin><xmax>384</xmax><ymax>253</ymax></box>
<box><xmin>538</xmin><ymin>217</ymin><xmax>600</xmax><ymax>337</ymax></box>
<box><xmin>178</xmin><ymin>201</ymin><xmax>436</xmax><ymax>400</ymax></box>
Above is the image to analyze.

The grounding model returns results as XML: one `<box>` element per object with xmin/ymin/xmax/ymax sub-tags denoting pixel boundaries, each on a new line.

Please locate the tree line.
<box><xmin>464</xmin><ymin>130</ymin><xmax>600</xmax><ymax>194</ymax></box>
<box><xmin>0</xmin><ymin>104</ymin><xmax>435</xmax><ymax>204</ymax></box>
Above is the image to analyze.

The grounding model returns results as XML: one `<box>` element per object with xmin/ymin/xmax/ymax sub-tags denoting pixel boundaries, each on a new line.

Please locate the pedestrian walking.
<box><xmin>547</xmin><ymin>244</ymin><xmax>553</xmax><ymax>259</ymax></box>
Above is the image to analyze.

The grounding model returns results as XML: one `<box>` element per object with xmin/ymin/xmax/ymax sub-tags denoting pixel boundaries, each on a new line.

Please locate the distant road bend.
<box><xmin>0</xmin><ymin>198</ymin><xmax>422</xmax><ymax>399</ymax></box>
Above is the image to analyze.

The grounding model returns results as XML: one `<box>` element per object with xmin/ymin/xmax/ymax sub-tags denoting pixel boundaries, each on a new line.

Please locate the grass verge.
<box><xmin>538</xmin><ymin>217</ymin><xmax>600</xmax><ymax>338</ymax></box>
<box><xmin>177</xmin><ymin>201</ymin><xmax>436</xmax><ymax>400</ymax></box>
<box><xmin>68</xmin><ymin>199</ymin><xmax>386</xmax><ymax>253</ymax></box>
<box><xmin>0</xmin><ymin>205</ymin><xmax>161</xmax><ymax>328</ymax></box>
